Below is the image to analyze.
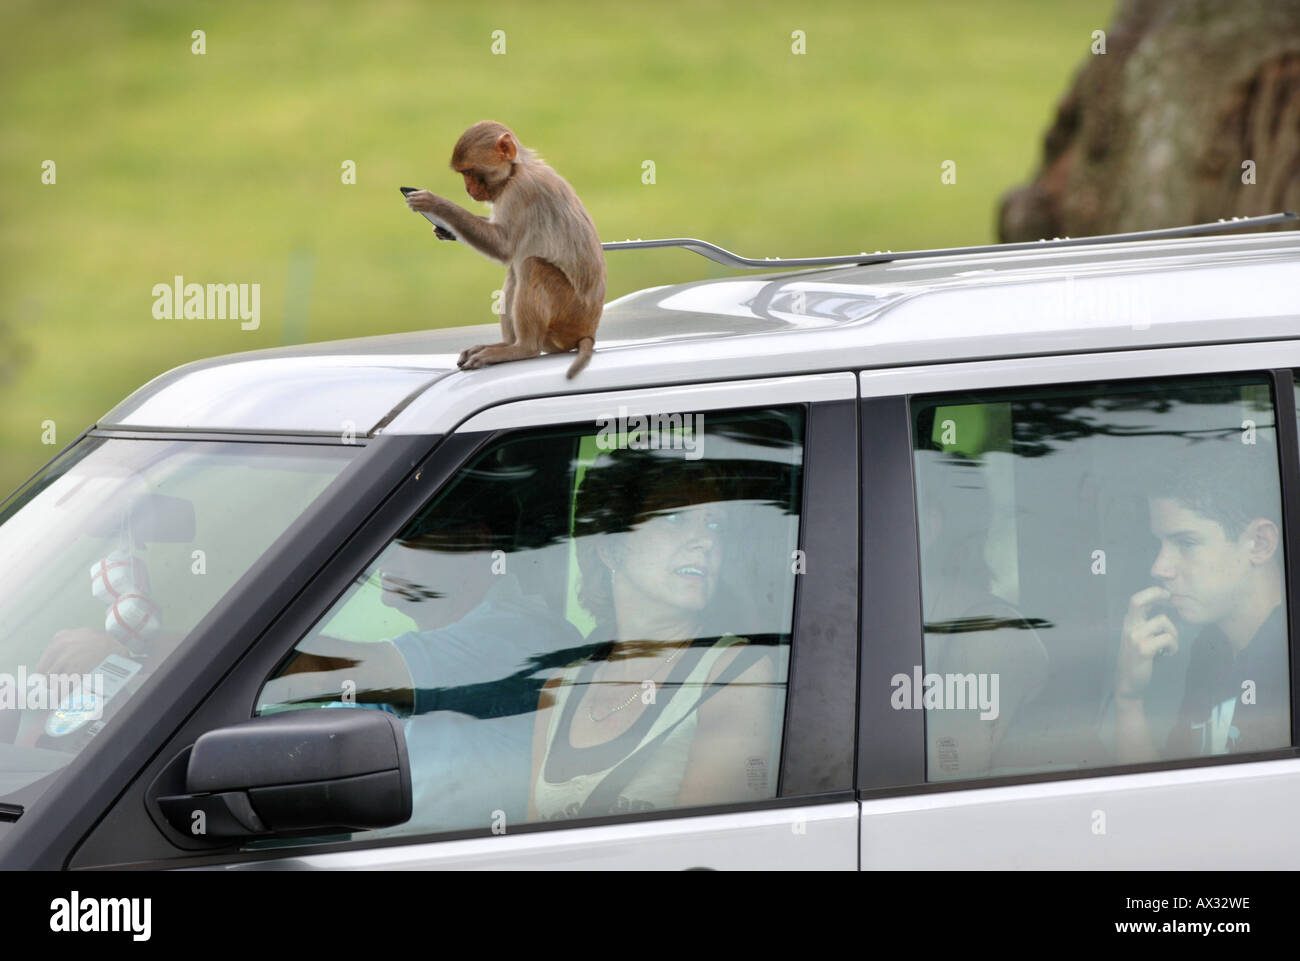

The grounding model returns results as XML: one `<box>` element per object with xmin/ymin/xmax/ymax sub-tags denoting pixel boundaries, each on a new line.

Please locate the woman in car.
<box><xmin>527</xmin><ymin>450</ymin><xmax>781</xmax><ymax>821</ymax></box>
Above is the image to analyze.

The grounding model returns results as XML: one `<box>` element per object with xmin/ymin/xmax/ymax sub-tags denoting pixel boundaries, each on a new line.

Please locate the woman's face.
<box><xmin>615</xmin><ymin>500</ymin><xmax>729</xmax><ymax>618</ymax></box>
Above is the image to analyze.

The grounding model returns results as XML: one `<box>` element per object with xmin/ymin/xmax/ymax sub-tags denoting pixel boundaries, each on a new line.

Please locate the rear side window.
<box><xmin>910</xmin><ymin>375</ymin><xmax>1290</xmax><ymax>782</ymax></box>
<box><xmin>256</xmin><ymin>406</ymin><xmax>804</xmax><ymax>839</ymax></box>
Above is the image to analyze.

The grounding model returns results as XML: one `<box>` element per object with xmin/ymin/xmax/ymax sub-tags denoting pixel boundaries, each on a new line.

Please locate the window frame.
<box><xmin>66</xmin><ymin>388</ymin><xmax>859</xmax><ymax>868</ymax></box>
<box><xmin>857</xmin><ymin>366</ymin><xmax>1300</xmax><ymax>800</ymax></box>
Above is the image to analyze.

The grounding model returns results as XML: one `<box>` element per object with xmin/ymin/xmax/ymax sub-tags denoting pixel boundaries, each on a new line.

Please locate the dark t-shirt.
<box><xmin>1165</xmin><ymin>605</ymin><xmax>1289</xmax><ymax>758</ymax></box>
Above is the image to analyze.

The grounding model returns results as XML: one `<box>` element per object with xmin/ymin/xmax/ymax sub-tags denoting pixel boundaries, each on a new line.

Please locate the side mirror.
<box><xmin>155</xmin><ymin>709</ymin><xmax>411</xmax><ymax>839</ymax></box>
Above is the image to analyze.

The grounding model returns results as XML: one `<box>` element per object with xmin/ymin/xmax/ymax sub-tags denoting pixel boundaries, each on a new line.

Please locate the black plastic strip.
<box><xmin>857</xmin><ymin>395</ymin><xmax>926</xmax><ymax>790</ymax></box>
<box><xmin>1272</xmin><ymin>369</ymin><xmax>1300</xmax><ymax>747</ymax></box>
<box><xmin>779</xmin><ymin>400</ymin><xmax>858</xmax><ymax>797</ymax></box>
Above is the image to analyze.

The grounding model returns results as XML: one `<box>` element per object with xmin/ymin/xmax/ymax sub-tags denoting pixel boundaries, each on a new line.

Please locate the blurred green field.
<box><xmin>0</xmin><ymin>0</ymin><xmax>1116</xmax><ymax>496</ymax></box>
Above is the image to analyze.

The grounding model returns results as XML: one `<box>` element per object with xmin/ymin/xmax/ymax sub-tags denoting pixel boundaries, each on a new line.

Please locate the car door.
<box><xmin>69</xmin><ymin>373</ymin><xmax>861</xmax><ymax>870</ymax></box>
<box><xmin>857</xmin><ymin>340</ymin><xmax>1300</xmax><ymax>869</ymax></box>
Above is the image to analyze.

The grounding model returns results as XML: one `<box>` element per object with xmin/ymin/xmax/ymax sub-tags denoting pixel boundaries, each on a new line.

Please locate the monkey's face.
<box><xmin>460</xmin><ymin>164</ymin><xmax>509</xmax><ymax>203</ymax></box>
<box><xmin>451</xmin><ymin>128</ymin><xmax>516</xmax><ymax>203</ymax></box>
<box><xmin>461</xmin><ymin>170</ymin><xmax>486</xmax><ymax>202</ymax></box>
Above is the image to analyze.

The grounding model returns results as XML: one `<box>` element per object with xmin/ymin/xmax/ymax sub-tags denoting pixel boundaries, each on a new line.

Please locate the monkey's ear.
<box><xmin>496</xmin><ymin>133</ymin><xmax>518</xmax><ymax>163</ymax></box>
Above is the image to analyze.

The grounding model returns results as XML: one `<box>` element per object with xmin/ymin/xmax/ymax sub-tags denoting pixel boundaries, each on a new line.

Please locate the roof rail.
<box><xmin>601</xmin><ymin>211</ymin><xmax>1298</xmax><ymax>269</ymax></box>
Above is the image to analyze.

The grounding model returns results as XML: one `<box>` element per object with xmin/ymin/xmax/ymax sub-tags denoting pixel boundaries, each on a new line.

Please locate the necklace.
<box><xmin>586</xmin><ymin>641</ymin><xmax>690</xmax><ymax>723</ymax></box>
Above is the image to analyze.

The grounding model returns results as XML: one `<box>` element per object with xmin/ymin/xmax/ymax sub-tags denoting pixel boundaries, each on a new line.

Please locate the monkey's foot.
<box><xmin>460</xmin><ymin>343</ymin><xmax>542</xmax><ymax>370</ymax></box>
<box><xmin>457</xmin><ymin>343</ymin><xmax>503</xmax><ymax>367</ymax></box>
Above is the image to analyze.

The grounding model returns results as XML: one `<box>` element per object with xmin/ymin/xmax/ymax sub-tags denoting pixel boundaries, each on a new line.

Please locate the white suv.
<box><xmin>1</xmin><ymin>217</ymin><xmax>1297</xmax><ymax>869</ymax></box>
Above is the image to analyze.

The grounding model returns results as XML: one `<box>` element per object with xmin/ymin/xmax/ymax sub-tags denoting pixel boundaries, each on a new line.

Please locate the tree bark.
<box><xmin>999</xmin><ymin>0</ymin><xmax>1300</xmax><ymax>241</ymax></box>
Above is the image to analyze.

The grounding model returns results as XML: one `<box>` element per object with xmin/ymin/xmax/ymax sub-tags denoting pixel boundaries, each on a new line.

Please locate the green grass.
<box><xmin>0</xmin><ymin>0</ymin><xmax>1116</xmax><ymax>494</ymax></box>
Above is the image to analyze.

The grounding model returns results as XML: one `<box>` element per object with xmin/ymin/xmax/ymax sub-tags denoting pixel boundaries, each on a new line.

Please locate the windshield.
<box><xmin>0</xmin><ymin>436</ymin><xmax>357</xmax><ymax>802</ymax></box>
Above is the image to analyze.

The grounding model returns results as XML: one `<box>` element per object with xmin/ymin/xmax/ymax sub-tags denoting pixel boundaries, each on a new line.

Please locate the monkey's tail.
<box><xmin>566</xmin><ymin>337</ymin><xmax>595</xmax><ymax>379</ymax></box>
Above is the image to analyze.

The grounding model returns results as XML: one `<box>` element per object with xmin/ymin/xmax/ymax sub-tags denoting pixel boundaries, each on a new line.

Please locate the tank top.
<box><xmin>533</xmin><ymin>634</ymin><xmax>744</xmax><ymax>821</ymax></box>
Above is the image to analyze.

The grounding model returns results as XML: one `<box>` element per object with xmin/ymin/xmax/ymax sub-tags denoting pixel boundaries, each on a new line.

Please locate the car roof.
<box><xmin>101</xmin><ymin>230</ymin><xmax>1300</xmax><ymax>437</ymax></box>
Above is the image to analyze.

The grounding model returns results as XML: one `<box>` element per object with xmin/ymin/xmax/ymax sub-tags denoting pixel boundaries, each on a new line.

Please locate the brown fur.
<box><xmin>405</xmin><ymin>121</ymin><xmax>605</xmax><ymax>378</ymax></box>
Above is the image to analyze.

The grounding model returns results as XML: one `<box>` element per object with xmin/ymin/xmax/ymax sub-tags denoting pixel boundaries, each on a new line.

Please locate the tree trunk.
<box><xmin>999</xmin><ymin>0</ymin><xmax>1300</xmax><ymax>241</ymax></box>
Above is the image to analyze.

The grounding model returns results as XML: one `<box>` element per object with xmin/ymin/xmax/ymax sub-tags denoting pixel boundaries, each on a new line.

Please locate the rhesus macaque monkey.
<box><xmin>405</xmin><ymin>121</ymin><xmax>605</xmax><ymax>378</ymax></box>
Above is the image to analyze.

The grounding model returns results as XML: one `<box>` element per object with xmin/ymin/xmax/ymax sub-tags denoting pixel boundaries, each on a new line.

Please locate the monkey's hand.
<box><xmin>405</xmin><ymin>189</ymin><xmax>507</xmax><ymax>261</ymax></box>
<box><xmin>404</xmin><ymin>189</ymin><xmax>442</xmax><ymax>213</ymax></box>
<box><xmin>406</xmin><ymin>190</ymin><xmax>458</xmax><ymax>241</ymax></box>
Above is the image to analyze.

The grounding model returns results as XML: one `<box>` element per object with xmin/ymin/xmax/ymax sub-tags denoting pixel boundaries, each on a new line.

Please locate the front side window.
<box><xmin>911</xmin><ymin>375</ymin><xmax>1290</xmax><ymax>781</ymax></box>
<box><xmin>256</xmin><ymin>407</ymin><xmax>804</xmax><ymax>839</ymax></box>
<box><xmin>0</xmin><ymin>437</ymin><xmax>357</xmax><ymax>801</ymax></box>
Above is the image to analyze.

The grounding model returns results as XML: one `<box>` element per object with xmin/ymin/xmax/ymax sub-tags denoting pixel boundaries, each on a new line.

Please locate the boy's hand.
<box><xmin>1115</xmin><ymin>586</ymin><xmax>1179</xmax><ymax>700</ymax></box>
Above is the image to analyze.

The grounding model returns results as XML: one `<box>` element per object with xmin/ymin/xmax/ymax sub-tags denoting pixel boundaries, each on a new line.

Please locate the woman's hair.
<box><xmin>572</xmin><ymin>448</ymin><xmax>727</xmax><ymax>629</ymax></box>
